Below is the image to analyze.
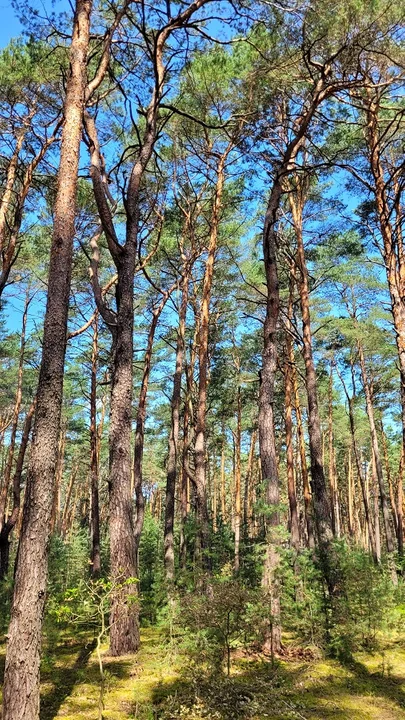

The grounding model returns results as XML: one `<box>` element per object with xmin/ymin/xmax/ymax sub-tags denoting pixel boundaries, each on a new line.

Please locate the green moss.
<box><xmin>1</xmin><ymin>629</ymin><xmax>405</xmax><ymax>718</ymax></box>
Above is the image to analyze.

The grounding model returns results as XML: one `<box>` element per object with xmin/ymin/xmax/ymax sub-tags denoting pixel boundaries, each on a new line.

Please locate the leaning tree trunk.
<box><xmin>2</xmin><ymin>3</ymin><xmax>92</xmax><ymax>716</ymax></box>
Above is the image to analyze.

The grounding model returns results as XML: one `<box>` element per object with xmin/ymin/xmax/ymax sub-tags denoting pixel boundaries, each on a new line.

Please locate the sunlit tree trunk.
<box><xmin>2</xmin><ymin>2</ymin><xmax>93</xmax><ymax>715</ymax></box>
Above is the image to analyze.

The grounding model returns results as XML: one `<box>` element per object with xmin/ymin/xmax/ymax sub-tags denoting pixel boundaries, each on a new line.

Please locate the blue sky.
<box><xmin>0</xmin><ymin>2</ymin><xmax>23</xmax><ymax>47</ymax></box>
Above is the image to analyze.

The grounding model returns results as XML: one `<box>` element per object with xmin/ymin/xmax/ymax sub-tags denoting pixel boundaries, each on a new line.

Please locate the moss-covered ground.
<box><xmin>1</xmin><ymin>627</ymin><xmax>405</xmax><ymax>719</ymax></box>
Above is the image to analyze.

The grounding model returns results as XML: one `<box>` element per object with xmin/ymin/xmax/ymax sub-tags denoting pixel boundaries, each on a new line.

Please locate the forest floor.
<box><xmin>1</xmin><ymin>627</ymin><xmax>405</xmax><ymax>719</ymax></box>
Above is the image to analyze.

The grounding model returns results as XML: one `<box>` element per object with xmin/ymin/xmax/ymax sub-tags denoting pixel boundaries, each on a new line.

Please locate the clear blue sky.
<box><xmin>0</xmin><ymin>2</ymin><xmax>23</xmax><ymax>47</ymax></box>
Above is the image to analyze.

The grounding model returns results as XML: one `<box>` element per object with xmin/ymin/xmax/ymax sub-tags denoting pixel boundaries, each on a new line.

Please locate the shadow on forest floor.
<box><xmin>2</xmin><ymin>630</ymin><xmax>405</xmax><ymax>719</ymax></box>
<box><xmin>144</xmin><ymin>646</ymin><xmax>405</xmax><ymax>720</ymax></box>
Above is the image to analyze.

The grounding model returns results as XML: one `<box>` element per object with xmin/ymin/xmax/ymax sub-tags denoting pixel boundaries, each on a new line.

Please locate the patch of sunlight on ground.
<box><xmin>1</xmin><ymin>628</ymin><xmax>405</xmax><ymax>719</ymax></box>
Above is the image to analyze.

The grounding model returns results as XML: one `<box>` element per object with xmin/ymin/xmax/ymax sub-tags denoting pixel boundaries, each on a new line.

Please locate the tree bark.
<box><xmin>2</xmin><ymin>2</ymin><xmax>92</xmax><ymax>715</ymax></box>
<box><xmin>259</xmin><ymin>175</ymin><xmax>282</xmax><ymax>655</ymax></box>
<box><xmin>86</xmin><ymin>4</ymin><xmax>211</xmax><ymax>651</ymax></box>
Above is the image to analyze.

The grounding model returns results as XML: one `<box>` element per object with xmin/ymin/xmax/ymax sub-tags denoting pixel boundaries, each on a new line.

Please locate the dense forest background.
<box><xmin>1</xmin><ymin>1</ymin><xmax>405</xmax><ymax>719</ymax></box>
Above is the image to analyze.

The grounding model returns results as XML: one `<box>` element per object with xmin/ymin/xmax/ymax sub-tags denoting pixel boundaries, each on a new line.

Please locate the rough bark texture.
<box><xmin>2</xmin><ymin>2</ymin><xmax>92</xmax><ymax>715</ymax></box>
<box><xmin>398</xmin><ymin>450</ymin><xmax>404</xmax><ymax>556</ymax></box>
<box><xmin>259</xmin><ymin>177</ymin><xmax>282</xmax><ymax>654</ymax></box>
<box><xmin>108</xmin><ymin>232</ymin><xmax>139</xmax><ymax>655</ymax></box>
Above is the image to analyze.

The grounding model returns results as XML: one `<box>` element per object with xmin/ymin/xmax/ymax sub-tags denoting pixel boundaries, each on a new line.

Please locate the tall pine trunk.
<box><xmin>2</xmin><ymin>2</ymin><xmax>92</xmax><ymax>715</ymax></box>
<box><xmin>259</xmin><ymin>179</ymin><xmax>282</xmax><ymax>654</ymax></box>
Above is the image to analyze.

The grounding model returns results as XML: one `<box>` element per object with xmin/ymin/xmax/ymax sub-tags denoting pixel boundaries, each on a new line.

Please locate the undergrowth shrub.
<box><xmin>178</xmin><ymin>575</ymin><xmax>255</xmax><ymax>676</ymax></box>
<box><xmin>280</xmin><ymin>541</ymin><xmax>404</xmax><ymax>657</ymax></box>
